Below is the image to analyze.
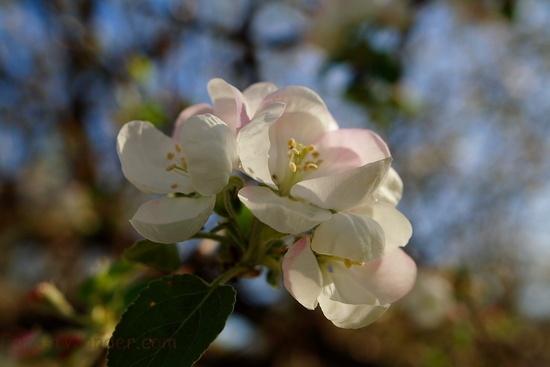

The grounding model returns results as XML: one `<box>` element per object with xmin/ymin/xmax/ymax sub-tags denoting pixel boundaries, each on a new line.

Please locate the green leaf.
<box><xmin>107</xmin><ymin>274</ymin><xmax>236</xmax><ymax>367</ymax></box>
<box><xmin>124</xmin><ymin>240</ymin><xmax>181</xmax><ymax>273</ymax></box>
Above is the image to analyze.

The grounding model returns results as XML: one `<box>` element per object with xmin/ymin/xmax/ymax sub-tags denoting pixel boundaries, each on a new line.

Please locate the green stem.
<box><xmin>210</xmin><ymin>265</ymin><xmax>249</xmax><ymax>287</ymax></box>
<box><xmin>221</xmin><ymin>178</ymin><xmax>248</xmax><ymax>245</ymax></box>
<box><xmin>227</xmin><ymin>217</ymin><xmax>247</xmax><ymax>252</ymax></box>
<box><xmin>204</xmin><ymin>222</ymin><xmax>246</xmax><ymax>252</ymax></box>
<box><xmin>259</xmin><ymin>255</ymin><xmax>281</xmax><ymax>271</ymax></box>
<box><xmin>244</xmin><ymin>218</ymin><xmax>286</xmax><ymax>264</ymax></box>
<box><xmin>223</xmin><ymin>187</ymin><xmax>238</xmax><ymax>219</ymax></box>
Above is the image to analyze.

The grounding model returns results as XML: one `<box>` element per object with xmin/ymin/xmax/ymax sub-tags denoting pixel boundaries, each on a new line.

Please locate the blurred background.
<box><xmin>1</xmin><ymin>0</ymin><xmax>550</xmax><ymax>366</ymax></box>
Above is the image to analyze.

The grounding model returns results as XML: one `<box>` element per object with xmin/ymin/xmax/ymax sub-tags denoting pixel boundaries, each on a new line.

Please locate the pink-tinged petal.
<box><xmin>321</xmin><ymin>261</ymin><xmax>379</xmax><ymax>305</ymax></box>
<box><xmin>352</xmin><ymin>202</ymin><xmax>413</xmax><ymax>251</ymax></box>
<box><xmin>238</xmin><ymin>186</ymin><xmax>332</xmax><ymax>235</ymax></box>
<box><xmin>242</xmin><ymin>82</ymin><xmax>278</xmax><ymax>117</ymax></box>
<box><xmin>130</xmin><ymin>196</ymin><xmax>215</xmax><ymax>244</ymax></box>
<box><xmin>313</xmin><ymin>129</ymin><xmax>391</xmax><ymax>176</ymax></box>
<box><xmin>291</xmin><ymin>158</ymin><xmax>392</xmax><ymax>212</ymax></box>
<box><xmin>318</xmin><ymin>294</ymin><xmax>389</xmax><ymax>329</ymax></box>
<box><xmin>260</xmin><ymin>86</ymin><xmax>339</xmax><ymax>132</ymax></box>
<box><xmin>373</xmin><ymin>167</ymin><xmax>403</xmax><ymax>206</ymax></box>
<box><xmin>322</xmin><ymin>249</ymin><xmax>416</xmax><ymax>305</ymax></box>
<box><xmin>180</xmin><ymin>114</ymin><xmax>238</xmax><ymax>196</ymax></box>
<box><xmin>117</xmin><ymin>121</ymin><xmax>195</xmax><ymax>194</ymax></box>
<box><xmin>282</xmin><ymin>237</ymin><xmax>322</xmax><ymax>310</ymax></box>
<box><xmin>237</xmin><ymin>102</ymin><xmax>286</xmax><ymax>188</ymax></box>
<box><xmin>312</xmin><ymin>213</ymin><xmax>385</xmax><ymax>262</ymax></box>
<box><xmin>172</xmin><ymin>103</ymin><xmax>214</xmax><ymax>142</ymax></box>
<box><xmin>260</xmin><ymin>87</ymin><xmax>338</xmax><ymax>181</ymax></box>
<box><xmin>351</xmin><ymin>249</ymin><xmax>417</xmax><ymax>304</ymax></box>
<box><xmin>207</xmin><ymin>78</ymin><xmax>248</xmax><ymax>133</ymax></box>
<box><xmin>260</xmin><ymin>86</ymin><xmax>339</xmax><ymax>182</ymax></box>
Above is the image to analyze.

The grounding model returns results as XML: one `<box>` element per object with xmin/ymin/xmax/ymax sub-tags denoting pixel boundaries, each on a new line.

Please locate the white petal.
<box><xmin>321</xmin><ymin>261</ymin><xmax>379</xmax><ymax>305</ymax></box>
<box><xmin>207</xmin><ymin>78</ymin><xmax>247</xmax><ymax>133</ymax></box>
<box><xmin>237</xmin><ymin>103</ymin><xmax>285</xmax><ymax>188</ymax></box>
<box><xmin>238</xmin><ymin>186</ymin><xmax>332</xmax><ymax>235</ymax></box>
<box><xmin>312</xmin><ymin>213</ymin><xmax>385</xmax><ymax>262</ymax></box>
<box><xmin>373</xmin><ymin>167</ymin><xmax>403</xmax><ymax>206</ymax></box>
<box><xmin>172</xmin><ymin>103</ymin><xmax>214</xmax><ymax>142</ymax></box>
<box><xmin>180</xmin><ymin>114</ymin><xmax>238</xmax><ymax>196</ymax></box>
<box><xmin>312</xmin><ymin>129</ymin><xmax>391</xmax><ymax>176</ymax></box>
<box><xmin>259</xmin><ymin>86</ymin><xmax>339</xmax><ymax>132</ymax></box>
<box><xmin>321</xmin><ymin>249</ymin><xmax>416</xmax><ymax>305</ymax></box>
<box><xmin>291</xmin><ymin>158</ymin><xmax>392</xmax><ymax>211</ymax></box>
<box><xmin>351</xmin><ymin>249</ymin><xmax>417</xmax><ymax>304</ymax></box>
<box><xmin>352</xmin><ymin>202</ymin><xmax>413</xmax><ymax>251</ymax></box>
<box><xmin>130</xmin><ymin>196</ymin><xmax>215</xmax><ymax>244</ymax></box>
<box><xmin>282</xmin><ymin>237</ymin><xmax>322</xmax><ymax>310</ymax></box>
<box><xmin>318</xmin><ymin>294</ymin><xmax>389</xmax><ymax>329</ymax></box>
<box><xmin>117</xmin><ymin>121</ymin><xmax>195</xmax><ymax>194</ymax></box>
<box><xmin>261</xmin><ymin>86</ymin><xmax>339</xmax><ymax>182</ymax></box>
<box><xmin>242</xmin><ymin>82</ymin><xmax>278</xmax><ymax>117</ymax></box>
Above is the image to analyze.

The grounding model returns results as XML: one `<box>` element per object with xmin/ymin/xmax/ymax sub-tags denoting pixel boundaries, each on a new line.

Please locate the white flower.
<box><xmin>282</xmin><ymin>237</ymin><xmax>417</xmax><ymax>329</ymax></box>
<box><xmin>117</xmin><ymin>113</ymin><xmax>238</xmax><ymax>243</ymax></box>
<box><xmin>173</xmin><ymin>78</ymin><xmax>281</xmax><ymax>138</ymax></box>
<box><xmin>235</xmin><ymin>82</ymin><xmax>411</xmax><ymax>262</ymax></box>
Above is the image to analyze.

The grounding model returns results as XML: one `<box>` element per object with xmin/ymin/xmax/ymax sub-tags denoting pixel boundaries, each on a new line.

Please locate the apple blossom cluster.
<box><xmin>117</xmin><ymin>78</ymin><xmax>416</xmax><ymax>329</ymax></box>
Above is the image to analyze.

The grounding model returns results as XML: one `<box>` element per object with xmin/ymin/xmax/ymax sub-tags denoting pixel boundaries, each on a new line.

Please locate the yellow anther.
<box><xmin>166</xmin><ymin>164</ymin><xmax>175</xmax><ymax>171</ymax></box>
<box><xmin>166</xmin><ymin>152</ymin><xmax>175</xmax><ymax>160</ymax></box>
<box><xmin>289</xmin><ymin>162</ymin><xmax>297</xmax><ymax>173</ymax></box>
<box><xmin>305</xmin><ymin>162</ymin><xmax>318</xmax><ymax>170</ymax></box>
<box><xmin>171</xmin><ymin>183</ymin><xmax>178</xmax><ymax>189</ymax></box>
<box><xmin>175</xmin><ymin>144</ymin><xmax>182</xmax><ymax>153</ymax></box>
<box><xmin>285</xmin><ymin>137</ymin><xmax>324</xmax><ymax>182</ymax></box>
<box><xmin>344</xmin><ymin>259</ymin><xmax>365</xmax><ymax>268</ymax></box>
<box><xmin>288</xmin><ymin>138</ymin><xmax>297</xmax><ymax>150</ymax></box>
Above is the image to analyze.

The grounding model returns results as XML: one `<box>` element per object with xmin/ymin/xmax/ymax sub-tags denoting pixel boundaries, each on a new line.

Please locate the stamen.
<box><xmin>166</xmin><ymin>152</ymin><xmax>175</xmax><ymax>160</ymax></box>
<box><xmin>175</xmin><ymin>144</ymin><xmax>182</xmax><ymax>153</ymax></box>
<box><xmin>286</xmin><ymin>139</ymin><xmax>323</xmax><ymax>172</ymax></box>
<box><xmin>166</xmin><ymin>164</ymin><xmax>175</xmax><ymax>171</ymax></box>
<box><xmin>288</xmin><ymin>138</ymin><xmax>296</xmax><ymax>150</ymax></box>
<box><xmin>344</xmin><ymin>259</ymin><xmax>364</xmax><ymax>268</ymax></box>
<box><xmin>171</xmin><ymin>183</ymin><xmax>178</xmax><ymax>189</ymax></box>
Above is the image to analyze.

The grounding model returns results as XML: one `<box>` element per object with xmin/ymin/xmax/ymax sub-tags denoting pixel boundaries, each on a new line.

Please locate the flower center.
<box><xmin>164</xmin><ymin>143</ymin><xmax>189</xmax><ymax>190</ymax></box>
<box><xmin>277</xmin><ymin>138</ymin><xmax>324</xmax><ymax>194</ymax></box>
<box><xmin>287</xmin><ymin>138</ymin><xmax>323</xmax><ymax>173</ymax></box>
